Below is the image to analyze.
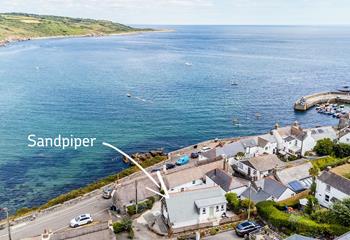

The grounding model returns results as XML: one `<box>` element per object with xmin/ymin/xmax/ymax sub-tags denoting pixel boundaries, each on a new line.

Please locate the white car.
<box><xmin>70</xmin><ymin>214</ymin><xmax>93</xmax><ymax>228</ymax></box>
<box><xmin>201</xmin><ymin>146</ymin><xmax>211</xmax><ymax>152</ymax></box>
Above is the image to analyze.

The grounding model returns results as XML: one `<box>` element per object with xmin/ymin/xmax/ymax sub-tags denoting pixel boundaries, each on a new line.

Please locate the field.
<box><xmin>331</xmin><ymin>163</ymin><xmax>350</xmax><ymax>179</ymax></box>
<box><xmin>0</xmin><ymin>13</ymin><xmax>151</xmax><ymax>42</ymax></box>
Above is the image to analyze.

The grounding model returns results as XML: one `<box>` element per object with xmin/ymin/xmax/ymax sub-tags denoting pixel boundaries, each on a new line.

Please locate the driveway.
<box><xmin>204</xmin><ymin>230</ymin><xmax>241</xmax><ymax>240</ymax></box>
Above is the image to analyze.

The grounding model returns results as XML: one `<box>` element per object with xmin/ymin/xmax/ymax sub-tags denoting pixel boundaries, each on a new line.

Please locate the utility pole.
<box><xmin>0</xmin><ymin>207</ymin><xmax>12</xmax><ymax>240</ymax></box>
<box><xmin>247</xmin><ymin>181</ymin><xmax>252</xmax><ymax>220</ymax></box>
<box><xmin>135</xmin><ymin>180</ymin><xmax>138</xmax><ymax>214</ymax></box>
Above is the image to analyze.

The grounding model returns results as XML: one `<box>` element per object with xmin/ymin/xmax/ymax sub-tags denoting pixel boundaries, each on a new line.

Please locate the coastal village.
<box><xmin>1</xmin><ymin>92</ymin><xmax>349</xmax><ymax>240</ymax></box>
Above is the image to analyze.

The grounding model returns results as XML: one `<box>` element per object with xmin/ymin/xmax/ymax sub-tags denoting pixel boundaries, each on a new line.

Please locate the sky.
<box><xmin>1</xmin><ymin>0</ymin><xmax>350</xmax><ymax>25</ymax></box>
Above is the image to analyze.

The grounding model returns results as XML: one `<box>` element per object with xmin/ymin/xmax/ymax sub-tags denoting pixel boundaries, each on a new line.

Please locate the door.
<box><xmin>248</xmin><ymin>167</ymin><xmax>251</xmax><ymax>176</ymax></box>
<box><xmin>209</xmin><ymin>207</ymin><xmax>214</xmax><ymax>218</ymax></box>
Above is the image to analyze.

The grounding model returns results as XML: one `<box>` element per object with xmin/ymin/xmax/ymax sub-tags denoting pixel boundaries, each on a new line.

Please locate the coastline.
<box><xmin>0</xmin><ymin>28</ymin><xmax>174</xmax><ymax>47</ymax></box>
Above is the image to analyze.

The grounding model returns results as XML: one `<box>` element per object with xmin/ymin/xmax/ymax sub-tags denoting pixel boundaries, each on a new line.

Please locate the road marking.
<box><xmin>102</xmin><ymin>142</ymin><xmax>170</xmax><ymax>199</ymax></box>
<box><xmin>12</xmin><ymin>222</ymin><xmax>27</xmax><ymax>229</ymax></box>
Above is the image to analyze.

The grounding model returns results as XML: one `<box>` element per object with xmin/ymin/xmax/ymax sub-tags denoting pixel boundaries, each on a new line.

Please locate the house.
<box><xmin>284</xmin><ymin>234</ymin><xmax>317</xmax><ymax>240</ymax></box>
<box><xmin>316</xmin><ymin>169</ymin><xmax>350</xmax><ymax>208</ymax></box>
<box><xmin>256</xmin><ymin>134</ymin><xmax>278</xmax><ymax>155</ymax></box>
<box><xmin>240</xmin><ymin>137</ymin><xmax>259</xmax><ymax>157</ymax></box>
<box><xmin>335</xmin><ymin>230</ymin><xmax>350</xmax><ymax>240</ymax></box>
<box><xmin>216</xmin><ymin>141</ymin><xmax>245</xmax><ymax>160</ymax></box>
<box><xmin>162</xmin><ymin>186</ymin><xmax>227</xmax><ymax>233</ymax></box>
<box><xmin>338</xmin><ymin>128</ymin><xmax>350</xmax><ymax>144</ymax></box>
<box><xmin>233</xmin><ymin>154</ymin><xmax>285</xmax><ymax>180</ymax></box>
<box><xmin>241</xmin><ymin>177</ymin><xmax>295</xmax><ymax>203</ymax></box>
<box><xmin>275</xmin><ymin>161</ymin><xmax>313</xmax><ymax>192</ymax></box>
<box><xmin>165</xmin><ymin>160</ymin><xmax>224</xmax><ymax>193</ymax></box>
<box><xmin>206</xmin><ymin>168</ymin><xmax>249</xmax><ymax>196</ymax></box>
<box><xmin>300</xmin><ymin>126</ymin><xmax>338</xmax><ymax>155</ymax></box>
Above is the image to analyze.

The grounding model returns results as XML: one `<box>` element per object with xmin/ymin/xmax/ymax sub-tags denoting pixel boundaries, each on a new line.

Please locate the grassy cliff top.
<box><xmin>0</xmin><ymin>13</ymin><xmax>151</xmax><ymax>42</ymax></box>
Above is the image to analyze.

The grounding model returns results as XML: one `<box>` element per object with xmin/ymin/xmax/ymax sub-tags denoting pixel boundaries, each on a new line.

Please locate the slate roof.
<box><xmin>165</xmin><ymin>186</ymin><xmax>226</xmax><ymax>225</ymax></box>
<box><xmin>335</xmin><ymin>230</ymin><xmax>350</xmax><ymax>240</ymax></box>
<box><xmin>318</xmin><ymin>171</ymin><xmax>350</xmax><ymax>195</ymax></box>
<box><xmin>241</xmin><ymin>187</ymin><xmax>271</xmax><ymax>203</ymax></box>
<box><xmin>255</xmin><ymin>177</ymin><xmax>291</xmax><ymax>199</ymax></box>
<box><xmin>194</xmin><ymin>196</ymin><xmax>226</xmax><ymax>208</ymax></box>
<box><xmin>285</xmin><ymin>234</ymin><xmax>317</xmax><ymax>240</ymax></box>
<box><xmin>241</xmin><ymin>138</ymin><xmax>258</xmax><ymax>148</ymax></box>
<box><xmin>242</xmin><ymin>154</ymin><xmax>285</xmax><ymax>172</ymax></box>
<box><xmin>284</xmin><ymin>136</ymin><xmax>296</xmax><ymax>142</ymax></box>
<box><xmin>206</xmin><ymin>168</ymin><xmax>249</xmax><ymax>192</ymax></box>
<box><xmin>216</xmin><ymin>141</ymin><xmax>245</xmax><ymax>157</ymax></box>
<box><xmin>275</xmin><ymin>162</ymin><xmax>313</xmax><ymax>186</ymax></box>
<box><xmin>310</xmin><ymin>126</ymin><xmax>337</xmax><ymax>141</ymax></box>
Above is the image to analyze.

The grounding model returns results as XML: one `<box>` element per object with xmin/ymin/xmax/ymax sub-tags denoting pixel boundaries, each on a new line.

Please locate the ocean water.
<box><xmin>1</xmin><ymin>25</ymin><xmax>350</xmax><ymax>215</ymax></box>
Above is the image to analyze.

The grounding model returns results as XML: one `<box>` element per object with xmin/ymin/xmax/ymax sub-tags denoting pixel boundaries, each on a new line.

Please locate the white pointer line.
<box><xmin>102</xmin><ymin>142</ymin><xmax>170</xmax><ymax>199</ymax></box>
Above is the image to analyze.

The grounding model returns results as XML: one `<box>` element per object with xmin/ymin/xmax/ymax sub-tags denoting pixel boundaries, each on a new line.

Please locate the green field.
<box><xmin>0</xmin><ymin>13</ymin><xmax>150</xmax><ymax>42</ymax></box>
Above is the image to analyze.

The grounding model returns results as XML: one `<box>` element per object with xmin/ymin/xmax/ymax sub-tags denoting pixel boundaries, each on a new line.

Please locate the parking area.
<box><xmin>203</xmin><ymin>230</ymin><xmax>241</xmax><ymax>240</ymax></box>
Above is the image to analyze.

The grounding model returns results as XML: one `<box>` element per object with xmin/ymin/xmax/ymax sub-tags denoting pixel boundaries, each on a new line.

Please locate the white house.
<box><xmin>338</xmin><ymin>128</ymin><xmax>350</xmax><ymax>144</ymax></box>
<box><xmin>241</xmin><ymin>177</ymin><xmax>295</xmax><ymax>203</ymax></box>
<box><xmin>233</xmin><ymin>154</ymin><xmax>285</xmax><ymax>180</ymax></box>
<box><xmin>240</xmin><ymin>137</ymin><xmax>260</xmax><ymax>158</ymax></box>
<box><xmin>316</xmin><ymin>170</ymin><xmax>350</xmax><ymax>208</ymax></box>
<box><xmin>256</xmin><ymin>134</ymin><xmax>278</xmax><ymax>155</ymax></box>
<box><xmin>300</xmin><ymin>126</ymin><xmax>338</xmax><ymax>155</ymax></box>
<box><xmin>163</xmin><ymin>186</ymin><xmax>227</xmax><ymax>232</ymax></box>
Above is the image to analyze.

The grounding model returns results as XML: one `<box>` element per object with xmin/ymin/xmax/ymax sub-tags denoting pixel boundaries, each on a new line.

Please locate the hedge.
<box><xmin>127</xmin><ymin>197</ymin><xmax>155</xmax><ymax>216</ymax></box>
<box><xmin>256</xmin><ymin>201</ymin><xmax>349</xmax><ymax>237</ymax></box>
<box><xmin>310</xmin><ymin>156</ymin><xmax>349</xmax><ymax>171</ymax></box>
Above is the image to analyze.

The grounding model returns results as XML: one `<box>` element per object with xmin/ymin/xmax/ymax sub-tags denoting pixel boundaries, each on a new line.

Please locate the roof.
<box><xmin>165</xmin><ymin>186</ymin><xmax>226</xmax><ymax>225</ymax></box>
<box><xmin>165</xmin><ymin>160</ymin><xmax>224</xmax><ymax>189</ymax></box>
<box><xmin>242</xmin><ymin>154</ymin><xmax>285</xmax><ymax>172</ymax></box>
<box><xmin>257</xmin><ymin>137</ymin><xmax>270</xmax><ymax>148</ymax></box>
<box><xmin>259</xmin><ymin>133</ymin><xmax>277</xmax><ymax>144</ymax></box>
<box><xmin>275</xmin><ymin>162</ymin><xmax>313</xmax><ymax>186</ymax></box>
<box><xmin>339</xmin><ymin>128</ymin><xmax>350</xmax><ymax>139</ymax></box>
<box><xmin>255</xmin><ymin>177</ymin><xmax>291</xmax><ymax>199</ymax></box>
<box><xmin>240</xmin><ymin>138</ymin><xmax>258</xmax><ymax>148</ymax></box>
<box><xmin>288</xmin><ymin>180</ymin><xmax>307</xmax><ymax>192</ymax></box>
<box><xmin>241</xmin><ymin>187</ymin><xmax>271</xmax><ymax>203</ymax></box>
<box><xmin>285</xmin><ymin>234</ymin><xmax>317</xmax><ymax>240</ymax></box>
<box><xmin>216</xmin><ymin>141</ymin><xmax>245</xmax><ymax>157</ymax></box>
<box><xmin>318</xmin><ymin>171</ymin><xmax>350</xmax><ymax>195</ymax></box>
<box><xmin>206</xmin><ymin>168</ymin><xmax>249</xmax><ymax>192</ymax></box>
<box><xmin>194</xmin><ymin>196</ymin><xmax>226</xmax><ymax>208</ymax></box>
<box><xmin>336</xmin><ymin>230</ymin><xmax>350</xmax><ymax>240</ymax></box>
<box><xmin>310</xmin><ymin>126</ymin><xmax>337</xmax><ymax>141</ymax></box>
<box><xmin>284</xmin><ymin>136</ymin><xmax>296</xmax><ymax>142</ymax></box>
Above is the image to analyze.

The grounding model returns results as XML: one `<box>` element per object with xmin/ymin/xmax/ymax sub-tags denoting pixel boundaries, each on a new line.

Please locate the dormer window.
<box><xmin>216</xmin><ymin>206</ymin><xmax>219</xmax><ymax>212</ymax></box>
<box><xmin>326</xmin><ymin>184</ymin><xmax>331</xmax><ymax>192</ymax></box>
<box><xmin>202</xmin><ymin>208</ymin><xmax>206</xmax><ymax>214</ymax></box>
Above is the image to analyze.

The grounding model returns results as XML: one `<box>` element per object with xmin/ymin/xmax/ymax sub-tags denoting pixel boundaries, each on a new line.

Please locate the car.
<box><xmin>190</xmin><ymin>152</ymin><xmax>199</xmax><ymax>158</ymax></box>
<box><xmin>70</xmin><ymin>214</ymin><xmax>93</xmax><ymax>228</ymax></box>
<box><xmin>151</xmin><ymin>168</ymin><xmax>161</xmax><ymax>173</ymax></box>
<box><xmin>102</xmin><ymin>187</ymin><xmax>113</xmax><ymax>199</ymax></box>
<box><xmin>165</xmin><ymin>163</ymin><xmax>176</xmax><ymax>170</ymax></box>
<box><xmin>201</xmin><ymin>146</ymin><xmax>211</xmax><ymax>152</ymax></box>
<box><xmin>176</xmin><ymin>156</ymin><xmax>190</xmax><ymax>166</ymax></box>
<box><xmin>235</xmin><ymin>220</ymin><xmax>261</xmax><ymax>237</ymax></box>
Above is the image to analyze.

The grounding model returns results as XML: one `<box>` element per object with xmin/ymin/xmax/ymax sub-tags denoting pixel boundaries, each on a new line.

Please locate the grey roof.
<box><xmin>336</xmin><ymin>230</ymin><xmax>350</xmax><ymax>240</ymax></box>
<box><xmin>165</xmin><ymin>186</ymin><xmax>225</xmax><ymax>225</ymax></box>
<box><xmin>240</xmin><ymin>138</ymin><xmax>258</xmax><ymax>148</ymax></box>
<box><xmin>276</xmin><ymin>162</ymin><xmax>313</xmax><ymax>186</ymax></box>
<box><xmin>206</xmin><ymin>168</ymin><xmax>249</xmax><ymax>192</ymax></box>
<box><xmin>243</xmin><ymin>154</ymin><xmax>285</xmax><ymax>172</ymax></box>
<box><xmin>310</xmin><ymin>126</ymin><xmax>337</xmax><ymax>141</ymax></box>
<box><xmin>259</xmin><ymin>133</ymin><xmax>277</xmax><ymax>143</ymax></box>
<box><xmin>285</xmin><ymin>234</ymin><xmax>317</xmax><ymax>240</ymax></box>
<box><xmin>241</xmin><ymin>187</ymin><xmax>271</xmax><ymax>203</ymax></box>
<box><xmin>256</xmin><ymin>178</ymin><xmax>291</xmax><ymax>199</ymax></box>
<box><xmin>194</xmin><ymin>196</ymin><xmax>226</xmax><ymax>208</ymax></box>
<box><xmin>284</xmin><ymin>136</ymin><xmax>296</xmax><ymax>142</ymax></box>
<box><xmin>216</xmin><ymin>141</ymin><xmax>245</xmax><ymax>157</ymax></box>
<box><xmin>318</xmin><ymin>171</ymin><xmax>350</xmax><ymax>195</ymax></box>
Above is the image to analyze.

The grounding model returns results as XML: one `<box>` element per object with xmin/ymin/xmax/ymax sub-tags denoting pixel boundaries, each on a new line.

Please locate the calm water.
<box><xmin>0</xmin><ymin>25</ymin><xmax>350</xmax><ymax>215</ymax></box>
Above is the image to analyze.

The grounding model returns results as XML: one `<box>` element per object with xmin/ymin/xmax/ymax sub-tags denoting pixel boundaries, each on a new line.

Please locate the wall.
<box><xmin>316</xmin><ymin>179</ymin><xmax>349</xmax><ymax>208</ymax></box>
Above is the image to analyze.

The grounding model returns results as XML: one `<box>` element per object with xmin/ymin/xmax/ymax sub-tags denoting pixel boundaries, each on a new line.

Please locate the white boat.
<box><xmin>127</xmin><ymin>93</ymin><xmax>131</xmax><ymax>97</ymax></box>
<box><xmin>185</xmin><ymin>62</ymin><xmax>192</xmax><ymax>66</ymax></box>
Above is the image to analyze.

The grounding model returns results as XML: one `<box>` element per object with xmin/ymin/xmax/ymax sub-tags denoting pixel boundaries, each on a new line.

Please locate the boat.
<box><xmin>127</xmin><ymin>93</ymin><xmax>131</xmax><ymax>97</ymax></box>
<box><xmin>340</xmin><ymin>105</ymin><xmax>345</xmax><ymax>108</ymax></box>
<box><xmin>231</xmin><ymin>82</ymin><xmax>238</xmax><ymax>86</ymax></box>
<box><xmin>185</xmin><ymin>62</ymin><xmax>192</xmax><ymax>66</ymax></box>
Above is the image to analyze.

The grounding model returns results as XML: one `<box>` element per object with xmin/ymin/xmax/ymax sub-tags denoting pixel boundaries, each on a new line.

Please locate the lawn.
<box><xmin>331</xmin><ymin>163</ymin><xmax>350</xmax><ymax>179</ymax></box>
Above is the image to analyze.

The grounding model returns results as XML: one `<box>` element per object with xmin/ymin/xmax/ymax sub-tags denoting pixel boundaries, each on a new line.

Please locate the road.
<box><xmin>204</xmin><ymin>230</ymin><xmax>241</xmax><ymax>240</ymax></box>
<box><xmin>0</xmin><ymin>195</ymin><xmax>112</xmax><ymax>240</ymax></box>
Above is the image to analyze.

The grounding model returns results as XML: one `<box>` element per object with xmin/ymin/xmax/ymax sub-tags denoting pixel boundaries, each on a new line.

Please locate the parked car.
<box><xmin>190</xmin><ymin>152</ymin><xmax>199</xmax><ymax>158</ymax></box>
<box><xmin>165</xmin><ymin>163</ymin><xmax>176</xmax><ymax>170</ymax></box>
<box><xmin>176</xmin><ymin>156</ymin><xmax>190</xmax><ymax>166</ymax></box>
<box><xmin>201</xmin><ymin>146</ymin><xmax>211</xmax><ymax>152</ymax></box>
<box><xmin>235</xmin><ymin>221</ymin><xmax>261</xmax><ymax>237</ymax></box>
<box><xmin>151</xmin><ymin>168</ymin><xmax>161</xmax><ymax>173</ymax></box>
<box><xmin>102</xmin><ymin>187</ymin><xmax>113</xmax><ymax>199</ymax></box>
<box><xmin>70</xmin><ymin>214</ymin><xmax>93</xmax><ymax>228</ymax></box>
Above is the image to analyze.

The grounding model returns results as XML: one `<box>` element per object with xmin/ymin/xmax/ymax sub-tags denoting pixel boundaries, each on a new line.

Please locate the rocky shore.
<box><xmin>123</xmin><ymin>149</ymin><xmax>166</xmax><ymax>163</ymax></box>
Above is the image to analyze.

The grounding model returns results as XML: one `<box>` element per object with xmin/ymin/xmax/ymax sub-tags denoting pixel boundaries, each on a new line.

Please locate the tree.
<box><xmin>314</xmin><ymin>138</ymin><xmax>335</xmax><ymax>156</ymax></box>
<box><xmin>333</xmin><ymin>143</ymin><xmax>350</xmax><ymax>158</ymax></box>
<box><xmin>330</xmin><ymin>198</ymin><xmax>350</xmax><ymax>227</ymax></box>
<box><xmin>225</xmin><ymin>192</ymin><xmax>240</xmax><ymax>211</ymax></box>
<box><xmin>304</xmin><ymin>196</ymin><xmax>319</xmax><ymax>214</ymax></box>
<box><xmin>309</xmin><ymin>166</ymin><xmax>319</xmax><ymax>195</ymax></box>
<box><xmin>113</xmin><ymin>218</ymin><xmax>133</xmax><ymax>233</ymax></box>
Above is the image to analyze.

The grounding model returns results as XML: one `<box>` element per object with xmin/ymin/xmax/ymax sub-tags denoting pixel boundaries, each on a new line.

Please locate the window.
<box><xmin>253</xmin><ymin>170</ymin><xmax>257</xmax><ymax>175</ymax></box>
<box><xmin>192</xmin><ymin>180</ymin><xmax>196</xmax><ymax>184</ymax></box>
<box><xmin>181</xmin><ymin>188</ymin><xmax>184</xmax><ymax>192</ymax></box>
<box><xmin>238</xmin><ymin>163</ymin><xmax>243</xmax><ymax>169</ymax></box>
<box><xmin>325</xmin><ymin>194</ymin><xmax>330</xmax><ymax>202</ymax></box>
<box><xmin>221</xmin><ymin>205</ymin><xmax>224</xmax><ymax>211</ymax></box>
<box><xmin>202</xmin><ymin>208</ymin><xmax>206</xmax><ymax>214</ymax></box>
<box><xmin>216</xmin><ymin>206</ymin><xmax>219</xmax><ymax>212</ymax></box>
<box><xmin>326</xmin><ymin>184</ymin><xmax>331</xmax><ymax>192</ymax></box>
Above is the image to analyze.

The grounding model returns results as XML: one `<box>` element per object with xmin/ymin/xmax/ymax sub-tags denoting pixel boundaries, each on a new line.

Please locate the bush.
<box><xmin>127</xmin><ymin>198</ymin><xmax>155</xmax><ymax>216</ymax></box>
<box><xmin>225</xmin><ymin>192</ymin><xmax>240</xmax><ymax>212</ymax></box>
<box><xmin>240</xmin><ymin>199</ymin><xmax>255</xmax><ymax>209</ymax></box>
<box><xmin>256</xmin><ymin>201</ymin><xmax>349</xmax><ymax>237</ymax></box>
<box><xmin>314</xmin><ymin>138</ymin><xmax>335</xmax><ymax>156</ymax></box>
<box><xmin>311</xmin><ymin>209</ymin><xmax>334</xmax><ymax>224</ymax></box>
<box><xmin>113</xmin><ymin>218</ymin><xmax>132</xmax><ymax>234</ymax></box>
<box><xmin>311</xmin><ymin>156</ymin><xmax>349</xmax><ymax>171</ymax></box>
<box><xmin>333</xmin><ymin>143</ymin><xmax>350</xmax><ymax>158</ymax></box>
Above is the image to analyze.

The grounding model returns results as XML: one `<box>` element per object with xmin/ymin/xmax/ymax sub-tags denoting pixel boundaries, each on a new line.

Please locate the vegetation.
<box><xmin>113</xmin><ymin>218</ymin><xmax>134</xmax><ymax>238</ymax></box>
<box><xmin>256</xmin><ymin>201</ymin><xmax>349</xmax><ymax>237</ymax></box>
<box><xmin>314</xmin><ymin>138</ymin><xmax>350</xmax><ymax>159</ymax></box>
<box><xmin>330</xmin><ymin>198</ymin><xmax>350</xmax><ymax>226</ymax></box>
<box><xmin>0</xmin><ymin>13</ymin><xmax>152</xmax><ymax>43</ymax></box>
<box><xmin>225</xmin><ymin>192</ymin><xmax>255</xmax><ymax>215</ymax></box>
<box><xmin>12</xmin><ymin>155</ymin><xmax>166</xmax><ymax>219</ymax></box>
<box><xmin>127</xmin><ymin>197</ymin><xmax>155</xmax><ymax>216</ymax></box>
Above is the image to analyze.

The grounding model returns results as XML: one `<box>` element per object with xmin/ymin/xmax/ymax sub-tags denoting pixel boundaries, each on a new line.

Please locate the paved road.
<box><xmin>204</xmin><ymin>230</ymin><xmax>241</xmax><ymax>240</ymax></box>
<box><xmin>0</xmin><ymin>195</ymin><xmax>112</xmax><ymax>240</ymax></box>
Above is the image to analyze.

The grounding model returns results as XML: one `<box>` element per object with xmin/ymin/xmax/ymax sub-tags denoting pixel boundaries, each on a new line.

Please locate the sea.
<box><xmin>0</xmin><ymin>25</ymin><xmax>350</xmax><ymax>216</ymax></box>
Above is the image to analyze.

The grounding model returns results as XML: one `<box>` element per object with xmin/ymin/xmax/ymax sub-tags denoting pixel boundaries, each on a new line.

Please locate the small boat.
<box><xmin>342</xmin><ymin>111</ymin><xmax>347</xmax><ymax>114</ymax></box>
<box><xmin>340</xmin><ymin>105</ymin><xmax>345</xmax><ymax>108</ymax></box>
<box><xmin>185</xmin><ymin>62</ymin><xmax>192</xmax><ymax>66</ymax></box>
<box><xmin>231</xmin><ymin>82</ymin><xmax>238</xmax><ymax>86</ymax></box>
<box><xmin>127</xmin><ymin>93</ymin><xmax>131</xmax><ymax>98</ymax></box>
<box><xmin>332</xmin><ymin>104</ymin><xmax>338</xmax><ymax>107</ymax></box>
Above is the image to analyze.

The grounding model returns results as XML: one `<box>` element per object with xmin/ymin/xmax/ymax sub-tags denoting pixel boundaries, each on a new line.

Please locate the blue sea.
<box><xmin>0</xmin><ymin>25</ymin><xmax>350</xmax><ymax>215</ymax></box>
